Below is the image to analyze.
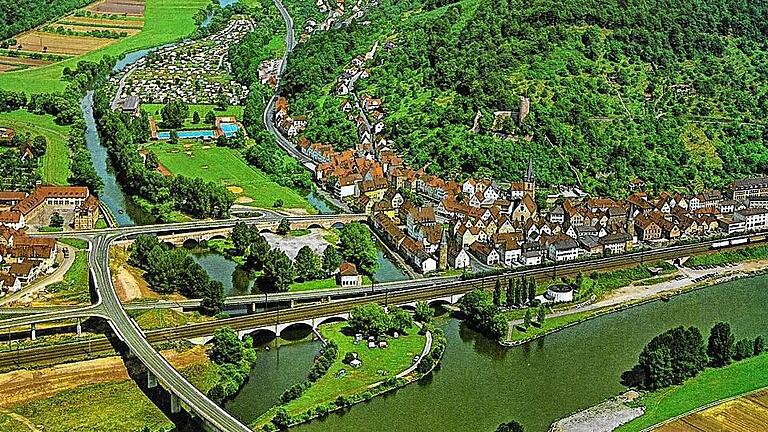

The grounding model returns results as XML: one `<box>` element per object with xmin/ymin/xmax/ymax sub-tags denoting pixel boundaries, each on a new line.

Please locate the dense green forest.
<box><xmin>282</xmin><ymin>0</ymin><xmax>768</xmax><ymax>196</ymax></box>
<box><xmin>0</xmin><ymin>0</ymin><xmax>92</xmax><ymax>41</ymax></box>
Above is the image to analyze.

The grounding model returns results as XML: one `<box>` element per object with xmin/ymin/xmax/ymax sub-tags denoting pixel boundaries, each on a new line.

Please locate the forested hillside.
<box><xmin>282</xmin><ymin>0</ymin><xmax>768</xmax><ymax>196</ymax></box>
<box><xmin>0</xmin><ymin>0</ymin><xmax>93</xmax><ymax>41</ymax></box>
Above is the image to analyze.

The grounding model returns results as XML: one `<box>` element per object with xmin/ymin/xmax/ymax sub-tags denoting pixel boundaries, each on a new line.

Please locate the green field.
<box><xmin>616</xmin><ymin>353</ymin><xmax>768</xmax><ymax>431</ymax></box>
<box><xmin>44</xmin><ymin>251</ymin><xmax>90</xmax><ymax>304</ymax></box>
<box><xmin>0</xmin><ymin>110</ymin><xmax>71</xmax><ymax>185</ymax></box>
<box><xmin>150</xmin><ymin>140</ymin><xmax>315</xmax><ymax>212</ymax></box>
<box><xmin>279</xmin><ymin>322</ymin><xmax>425</xmax><ymax>417</ymax></box>
<box><xmin>0</xmin><ymin>0</ymin><xmax>209</xmax><ymax>94</ymax></box>
<box><xmin>9</xmin><ymin>381</ymin><xmax>173</xmax><ymax>432</ymax></box>
<box><xmin>142</xmin><ymin>104</ymin><xmax>245</xmax><ymax>129</ymax></box>
<box><xmin>289</xmin><ymin>276</ymin><xmax>372</xmax><ymax>292</ymax></box>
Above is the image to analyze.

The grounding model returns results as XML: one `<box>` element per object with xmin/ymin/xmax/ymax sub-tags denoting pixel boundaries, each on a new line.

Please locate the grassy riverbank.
<box><xmin>616</xmin><ymin>353</ymin><xmax>768</xmax><ymax>431</ymax></box>
<box><xmin>255</xmin><ymin>322</ymin><xmax>426</xmax><ymax>428</ymax></box>
<box><xmin>685</xmin><ymin>245</ymin><xmax>768</xmax><ymax>267</ymax></box>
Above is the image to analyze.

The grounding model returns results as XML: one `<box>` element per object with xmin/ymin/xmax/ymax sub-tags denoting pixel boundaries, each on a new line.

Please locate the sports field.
<box><xmin>142</xmin><ymin>104</ymin><xmax>245</xmax><ymax>129</ymax></box>
<box><xmin>0</xmin><ymin>110</ymin><xmax>71</xmax><ymax>185</ymax></box>
<box><xmin>150</xmin><ymin>140</ymin><xmax>316</xmax><ymax>213</ymax></box>
<box><xmin>0</xmin><ymin>0</ymin><xmax>209</xmax><ymax>94</ymax></box>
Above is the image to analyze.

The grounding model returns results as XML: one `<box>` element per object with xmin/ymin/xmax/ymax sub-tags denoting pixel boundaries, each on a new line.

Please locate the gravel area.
<box><xmin>262</xmin><ymin>228</ymin><xmax>331</xmax><ymax>260</ymax></box>
<box><xmin>550</xmin><ymin>392</ymin><xmax>644</xmax><ymax>432</ymax></box>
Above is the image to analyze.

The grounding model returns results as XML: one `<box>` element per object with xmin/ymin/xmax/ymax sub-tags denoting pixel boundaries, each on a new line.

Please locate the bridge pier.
<box><xmin>30</xmin><ymin>324</ymin><xmax>36</xmax><ymax>341</ymax></box>
<box><xmin>147</xmin><ymin>372</ymin><xmax>158</xmax><ymax>389</ymax></box>
<box><xmin>170</xmin><ymin>393</ymin><xmax>181</xmax><ymax>414</ymax></box>
<box><xmin>76</xmin><ymin>318</ymin><xmax>82</xmax><ymax>337</ymax></box>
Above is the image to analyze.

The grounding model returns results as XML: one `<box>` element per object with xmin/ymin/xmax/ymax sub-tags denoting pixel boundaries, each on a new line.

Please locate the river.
<box><xmin>81</xmin><ymin>91</ymin><xmax>153</xmax><ymax>226</ymax></box>
<box><xmin>221</xmin><ymin>275</ymin><xmax>768</xmax><ymax>432</ymax></box>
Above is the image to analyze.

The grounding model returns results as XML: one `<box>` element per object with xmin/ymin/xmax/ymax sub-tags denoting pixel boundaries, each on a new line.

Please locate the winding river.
<box><xmin>222</xmin><ymin>275</ymin><xmax>768</xmax><ymax>432</ymax></box>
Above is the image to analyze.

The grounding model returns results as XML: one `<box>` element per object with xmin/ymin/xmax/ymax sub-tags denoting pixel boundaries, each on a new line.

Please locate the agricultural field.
<box><xmin>0</xmin><ymin>109</ymin><xmax>71</xmax><ymax>185</ymax></box>
<box><xmin>0</xmin><ymin>0</ymin><xmax>208</xmax><ymax>94</ymax></box>
<box><xmin>655</xmin><ymin>388</ymin><xmax>768</xmax><ymax>432</ymax></box>
<box><xmin>3</xmin><ymin>0</ymin><xmax>147</xmax><ymax>73</ymax></box>
<box><xmin>149</xmin><ymin>140</ymin><xmax>316</xmax><ymax>213</ymax></box>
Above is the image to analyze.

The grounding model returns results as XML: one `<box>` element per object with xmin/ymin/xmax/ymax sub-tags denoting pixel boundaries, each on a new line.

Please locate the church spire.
<box><xmin>525</xmin><ymin>158</ymin><xmax>535</xmax><ymax>182</ymax></box>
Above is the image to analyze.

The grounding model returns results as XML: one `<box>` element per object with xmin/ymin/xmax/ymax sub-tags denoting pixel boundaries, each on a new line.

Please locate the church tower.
<box><xmin>523</xmin><ymin>158</ymin><xmax>536</xmax><ymax>196</ymax></box>
<box><xmin>438</xmin><ymin>227</ymin><xmax>449</xmax><ymax>271</ymax></box>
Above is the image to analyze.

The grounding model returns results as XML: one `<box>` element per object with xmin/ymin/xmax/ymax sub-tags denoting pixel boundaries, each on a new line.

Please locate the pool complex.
<box><xmin>157</xmin><ymin>130</ymin><xmax>216</xmax><ymax>140</ymax></box>
<box><xmin>155</xmin><ymin>122</ymin><xmax>241</xmax><ymax>140</ymax></box>
<box><xmin>220</xmin><ymin>122</ymin><xmax>240</xmax><ymax>137</ymax></box>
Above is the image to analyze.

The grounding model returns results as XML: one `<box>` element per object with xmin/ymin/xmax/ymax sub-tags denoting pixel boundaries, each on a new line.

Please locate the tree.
<box><xmin>639</xmin><ymin>346</ymin><xmax>674</xmax><ymax>390</ymax></box>
<box><xmin>49</xmin><ymin>212</ymin><xmax>64</xmax><ymax>227</ymax></box>
<box><xmin>144</xmin><ymin>150</ymin><xmax>159</xmax><ymax>169</ymax></box>
<box><xmin>708</xmin><ymin>322</ymin><xmax>734</xmax><ymax>367</ymax></box>
<box><xmin>493</xmin><ymin>279</ymin><xmax>502</xmax><ymax>306</ymax></box>
<box><xmin>169</xmin><ymin>129</ymin><xmax>179</xmax><ymax>144</ymax></box>
<box><xmin>339</xmin><ymin>222</ymin><xmax>379</xmax><ymax>275</ymax></box>
<box><xmin>205</xmin><ymin>110</ymin><xmax>216</xmax><ymax>125</ymax></box>
<box><xmin>734</xmin><ymin>338</ymin><xmax>754</xmax><ymax>361</ymax></box>
<box><xmin>200</xmin><ymin>280</ymin><xmax>225</xmax><ymax>316</ymax></box>
<box><xmin>31</xmin><ymin>135</ymin><xmax>47</xmax><ymax>156</ymax></box>
<box><xmin>215</xmin><ymin>94</ymin><xmax>228</xmax><ymax>111</ymax></box>
<box><xmin>523</xmin><ymin>309</ymin><xmax>532</xmax><ymax>327</ymax></box>
<box><xmin>295</xmin><ymin>245</ymin><xmax>322</xmax><ymax>282</ymax></box>
<box><xmin>322</xmin><ymin>245</ymin><xmax>342</xmax><ymax>276</ymax></box>
<box><xmin>129</xmin><ymin>235</ymin><xmax>161</xmax><ymax>267</ymax></box>
<box><xmin>388</xmin><ymin>306</ymin><xmax>414</xmax><ymax>333</ymax></box>
<box><xmin>755</xmin><ymin>336</ymin><xmax>765</xmax><ymax>356</ymax></box>
<box><xmin>192</xmin><ymin>111</ymin><xmax>200</xmax><ymax>124</ymax></box>
<box><xmin>414</xmin><ymin>301</ymin><xmax>434</xmax><ymax>323</ymax></box>
<box><xmin>536</xmin><ymin>305</ymin><xmax>546</xmax><ymax>325</ymax></box>
<box><xmin>244</xmin><ymin>235</ymin><xmax>270</xmax><ymax>270</ymax></box>
<box><xmin>527</xmin><ymin>277</ymin><xmax>535</xmax><ymax>304</ymax></box>
<box><xmin>277</xmin><ymin>218</ymin><xmax>291</xmax><ymax>235</ymax></box>
<box><xmin>349</xmin><ymin>303</ymin><xmax>390</xmax><ymax>336</ymax></box>
<box><xmin>231</xmin><ymin>221</ymin><xmax>255</xmax><ymax>255</ymax></box>
<box><xmin>160</xmin><ymin>100</ymin><xmax>189</xmax><ymax>129</ymax></box>
<box><xmin>216</xmin><ymin>135</ymin><xmax>228</xmax><ymax>147</ymax></box>
<box><xmin>505</xmin><ymin>279</ymin><xmax>515</xmax><ymax>307</ymax></box>
<box><xmin>488</xmin><ymin>313</ymin><xmax>509</xmax><ymax>340</ymax></box>
<box><xmin>259</xmin><ymin>249</ymin><xmax>295</xmax><ymax>292</ymax></box>
<box><xmin>210</xmin><ymin>327</ymin><xmax>242</xmax><ymax>365</ymax></box>
<box><xmin>496</xmin><ymin>420</ymin><xmax>525</xmax><ymax>432</ymax></box>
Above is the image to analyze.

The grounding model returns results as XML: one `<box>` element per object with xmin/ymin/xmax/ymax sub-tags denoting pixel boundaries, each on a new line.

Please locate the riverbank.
<box><xmin>503</xmin><ymin>258</ymin><xmax>768</xmax><ymax>347</ymax></box>
<box><xmin>615</xmin><ymin>353</ymin><xmax>768</xmax><ymax>432</ymax></box>
<box><xmin>252</xmin><ymin>321</ymin><xmax>440</xmax><ymax>430</ymax></box>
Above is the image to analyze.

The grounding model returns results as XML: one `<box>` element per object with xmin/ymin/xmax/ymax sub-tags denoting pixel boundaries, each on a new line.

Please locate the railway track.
<box><xmin>0</xmin><ymin>235</ymin><xmax>755</xmax><ymax>368</ymax></box>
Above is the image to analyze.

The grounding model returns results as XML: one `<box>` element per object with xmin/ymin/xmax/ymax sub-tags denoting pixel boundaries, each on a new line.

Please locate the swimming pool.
<box><xmin>219</xmin><ymin>123</ymin><xmax>240</xmax><ymax>137</ymax></box>
<box><xmin>156</xmin><ymin>130</ymin><xmax>216</xmax><ymax>140</ymax></box>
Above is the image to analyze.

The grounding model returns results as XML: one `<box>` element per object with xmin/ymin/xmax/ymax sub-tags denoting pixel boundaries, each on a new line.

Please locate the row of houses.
<box><xmin>0</xmin><ymin>226</ymin><xmax>58</xmax><ymax>296</ymax></box>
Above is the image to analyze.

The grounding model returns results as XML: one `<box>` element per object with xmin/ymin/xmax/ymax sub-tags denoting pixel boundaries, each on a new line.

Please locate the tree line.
<box><xmin>623</xmin><ymin>322</ymin><xmax>765</xmax><ymax>390</ymax></box>
<box><xmin>0</xmin><ymin>0</ymin><xmax>93</xmax><ymax>41</ymax></box>
<box><xmin>207</xmin><ymin>327</ymin><xmax>258</xmax><ymax>403</ymax></box>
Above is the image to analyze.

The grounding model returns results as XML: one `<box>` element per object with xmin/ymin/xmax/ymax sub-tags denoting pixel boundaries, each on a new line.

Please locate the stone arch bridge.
<box><xmin>152</xmin><ymin>214</ymin><xmax>366</xmax><ymax>247</ymax></box>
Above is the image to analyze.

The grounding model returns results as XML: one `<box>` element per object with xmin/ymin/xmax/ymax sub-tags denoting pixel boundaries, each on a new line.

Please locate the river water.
<box><xmin>81</xmin><ymin>92</ymin><xmax>154</xmax><ymax>226</ymax></box>
<box><xmin>221</xmin><ymin>275</ymin><xmax>768</xmax><ymax>432</ymax></box>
